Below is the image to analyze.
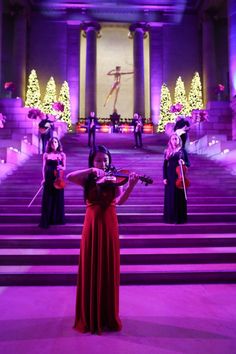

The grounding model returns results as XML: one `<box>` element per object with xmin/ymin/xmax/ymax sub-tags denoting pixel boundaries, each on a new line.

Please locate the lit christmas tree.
<box><xmin>157</xmin><ymin>84</ymin><xmax>173</xmax><ymax>132</ymax></box>
<box><xmin>25</xmin><ymin>69</ymin><xmax>41</xmax><ymax>108</ymax></box>
<box><xmin>188</xmin><ymin>72</ymin><xmax>204</xmax><ymax>112</ymax></box>
<box><xmin>58</xmin><ymin>81</ymin><xmax>72</xmax><ymax>130</ymax></box>
<box><xmin>42</xmin><ymin>77</ymin><xmax>57</xmax><ymax>114</ymax></box>
<box><xmin>174</xmin><ymin>76</ymin><xmax>190</xmax><ymax>116</ymax></box>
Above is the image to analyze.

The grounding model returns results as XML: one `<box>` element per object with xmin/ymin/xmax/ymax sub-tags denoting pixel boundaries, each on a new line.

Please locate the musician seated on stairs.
<box><xmin>38</xmin><ymin>114</ymin><xmax>54</xmax><ymax>153</ymax></box>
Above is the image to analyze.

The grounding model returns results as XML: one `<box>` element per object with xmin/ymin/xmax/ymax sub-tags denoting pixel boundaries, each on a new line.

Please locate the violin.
<box><xmin>96</xmin><ymin>168</ymin><xmax>153</xmax><ymax>187</ymax></box>
<box><xmin>175</xmin><ymin>165</ymin><xmax>190</xmax><ymax>189</ymax></box>
<box><xmin>175</xmin><ymin>160</ymin><xmax>190</xmax><ymax>200</ymax></box>
<box><xmin>54</xmin><ymin>159</ymin><xmax>66</xmax><ymax>189</ymax></box>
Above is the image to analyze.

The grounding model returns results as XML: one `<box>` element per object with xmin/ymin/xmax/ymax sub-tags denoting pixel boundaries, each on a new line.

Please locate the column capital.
<box><xmin>81</xmin><ymin>21</ymin><xmax>101</xmax><ymax>37</ymax></box>
<box><xmin>201</xmin><ymin>9</ymin><xmax>218</xmax><ymax>23</ymax></box>
<box><xmin>128</xmin><ymin>22</ymin><xmax>149</xmax><ymax>38</ymax></box>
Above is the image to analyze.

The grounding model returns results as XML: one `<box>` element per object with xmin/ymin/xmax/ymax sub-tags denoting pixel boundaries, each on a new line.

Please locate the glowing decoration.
<box><xmin>157</xmin><ymin>84</ymin><xmax>172</xmax><ymax>132</ymax></box>
<box><xmin>188</xmin><ymin>72</ymin><xmax>203</xmax><ymax>112</ymax></box>
<box><xmin>42</xmin><ymin>77</ymin><xmax>57</xmax><ymax>114</ymax></box>
<box><xmin>143</xmin><ymin>124</ymin><xmax>153</xmax><ymax>134</ymax></box>
<box><xmin>25</xmin><ymin>69</ymin><xmax>41</xmax><ymax>108</ymax></box>
<box><xmin>174</xmin><ymin>76</ymin><xmax>190</xmax><ymax>116</ymax></box>
<box><xmin>100</xmin><ymin>125</ymin><xmax>110</xmax><ymax>133</ymax></box>
<box><xmin>58</xmin><ymin>81</ymin><xmax>72</xmax><ymax>130</ymax></box>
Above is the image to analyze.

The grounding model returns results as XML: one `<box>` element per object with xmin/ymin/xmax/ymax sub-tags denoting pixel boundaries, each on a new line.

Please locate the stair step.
<box><xmin>1</xmin><ymin>247</ymin><xmax>236</xmax><ymax>265</ymax></box>
<box><xmin>0</xmin><ymin>264</ymin><xmax>235</xmax><ymax>286</ymax></box>
<box><xmin>0</xmin><ymin>213</ymin><xmax>236</xmax><ymax>223</ymax></box>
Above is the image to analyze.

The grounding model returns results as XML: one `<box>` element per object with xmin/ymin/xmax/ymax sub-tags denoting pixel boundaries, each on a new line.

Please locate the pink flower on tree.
<box><xmin>28</xmin><ymin>108</ymin><xmax>43</xmax><ymax>120</ymax></box>
<box><xmin>52</xmin><ymin>102</ymin><xmax>64</xmax><ymax>112</ymax></box>
<box><xmin>169</xmin><ymin>103</ymin><xmax>183</xmax><ymax>113</ymax></box>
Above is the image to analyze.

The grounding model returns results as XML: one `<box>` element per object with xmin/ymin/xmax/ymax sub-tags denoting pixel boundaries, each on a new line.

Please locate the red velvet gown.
<box><xmin>74</xmin><ymin>181</ymin><xmax>122</xmax><ymax>334</ymax></box>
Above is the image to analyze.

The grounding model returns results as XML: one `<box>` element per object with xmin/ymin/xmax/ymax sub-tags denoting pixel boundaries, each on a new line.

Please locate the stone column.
<box><xmin>231</xmin><ymin>97</ymin><xmax>236</xmax><ymax>140</ymax></box>
<box><xmin>149</xmin><ymin>25</ymin><xmax>163</xmax><ymax>125</ymax></box>
<box><xmin>129</xmin><ymin>23</ymin><xmax>147</xmax><ymax>117</ymax></box>
<box><xmin>66</xmin><ymin>23</ymin><xmax>81</xmax><ymax>124</ymax></box>
<box><xmin>0</xmin><ymin>1</ymin><xmax>2</xmax><ymax>96</ymax></box>
<box><xmin>228</xmin><ymin>0</ymin><xmax>236</xmax><ymax>99</ymax></box>
<box><xmin>202</xmin><ymin>12</ymin><xmax>217</xmax><ymax>104</ymax></box>
<box><xmin>82</xmin><ymin>22</ymin><xmax>101</xmax><ymax>117</ymax></box>
<box><xmin>12</xmin><ymin>6</ymin><xmax>27</xmax><ymax>100</ymax></box>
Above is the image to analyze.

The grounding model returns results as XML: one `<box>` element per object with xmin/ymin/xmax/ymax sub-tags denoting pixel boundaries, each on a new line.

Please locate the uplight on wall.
<box><xmin>223</xmin><ymin>149</ymin><xmax>230</xmax><ymax>154</ymax></box>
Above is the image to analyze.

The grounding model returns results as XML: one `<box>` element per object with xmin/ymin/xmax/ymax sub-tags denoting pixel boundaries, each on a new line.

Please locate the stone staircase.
<box><xmin>0</xmin><ymin>132</ymin><xmax>236</xmax><ymax>285</ymax></box>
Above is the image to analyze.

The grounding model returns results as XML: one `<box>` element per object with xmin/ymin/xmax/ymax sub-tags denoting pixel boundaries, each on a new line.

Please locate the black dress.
<box><xmin>40</xmin><ymin>159</ymin><xmax>65</xmax><ymax>228</ymax></box>
<box><xmin>163</xmin><ymin>148</ymin><xmax>190</xmax><ymax>224</ymax></box>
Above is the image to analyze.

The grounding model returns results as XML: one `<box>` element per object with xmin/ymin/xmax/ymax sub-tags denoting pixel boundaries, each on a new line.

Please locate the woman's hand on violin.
<box><xmin>128</xmin><ymin>172</ymin><xmax>139</xmax><ymax>189</ymax></box>
<box><xmin>178</xmin><ymin>159</ymin><xmax>185</xmax><ymax>165</ymax></box>
<box><xmin>163</xmin><ymin>179</ymin><xmax>168</xmax><ymax>185</ymax></box>
<box><xmin>91</xmin><ymin>168</ymin><xmax>105</xmax><ymax>178</ymax></box>
<box><xmin>57</xmin><ymin>165</ymin><xmax>64</xmax><ymax>171</ymax></box>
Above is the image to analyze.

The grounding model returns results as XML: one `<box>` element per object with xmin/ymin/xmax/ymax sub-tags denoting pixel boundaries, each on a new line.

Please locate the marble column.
<box><xmin>228</xmin><ymin>0</ymin><xmax>236</xmax><ymax>99</ymax></box>
<box><xmin>149</xmin><ymin>25</ymin><xmax>163</xmax><ymax>125</ymax></box>
<box><xmin>228</xmin><ymin>0</ymin><xmax>236</xmax><ymax>139</ymax></box>
<box><xmin>82</xmin><ymin>22</ymin><xmax>101</xmax><ymax>117</ymax></box>
<box><xmin>230</xmin><ymin>97</ymin><xmax>236</xmax><ymax>140</ymax></box>
<box><xmin>130</xmin><ymin>23</ymin><xmax>146</xmax><ymax>117</ymax></box>
<box><xmin>0</xmin><ymin>1</ymin><xmax>2</xmax><ymax>96</ymax></box>
<box><xmin>12</xmin><ymin>7</ymin><xmax>27</xmax><ymax>100</ymax></box>
<box><xmin>66</xmin><ymin>23</ymin><xmax>81</xmax><ymax>124</ymax></box>
<box><xmin>202</xmin><ymin>12</ymin><xmax>217</xmax><ymax>104</ymax></box>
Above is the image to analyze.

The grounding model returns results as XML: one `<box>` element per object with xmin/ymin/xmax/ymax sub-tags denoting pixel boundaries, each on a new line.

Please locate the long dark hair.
<box><xmin>84</xmin><ymin>145</ymin><xmax>113</xmax><ymax>202</ymax></box>
<box><xmin>46</xmin><ymin>137</ymin><xmax>63</xmax><ymax>153</ymax></box>
<box><xmin>88</xmin><ymin>145</ymin><xmax>112</xmax><ymax>171</ymax></box>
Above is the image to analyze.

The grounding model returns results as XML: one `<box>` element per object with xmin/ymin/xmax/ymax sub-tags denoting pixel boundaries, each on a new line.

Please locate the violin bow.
<box><xmin>179</xmin><ymin>160</ymin><xmax>188</xmax><ymax>201</ymax></box>
<box><xmin>27</xmin><ymin>185</ymin><xmax>43</xmax><ymax>207</ymax></box>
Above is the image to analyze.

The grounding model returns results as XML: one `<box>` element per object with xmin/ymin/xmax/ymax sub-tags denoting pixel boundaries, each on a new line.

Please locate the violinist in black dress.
<box><xmin>163</xmin><ymin>133</ymin><xmax>190</xmax><ymax>224</ymax></box>
<box><xmin>39</xmin><ymin>137</ymin><xmax>66</xmax><ymax>228</ymax></box>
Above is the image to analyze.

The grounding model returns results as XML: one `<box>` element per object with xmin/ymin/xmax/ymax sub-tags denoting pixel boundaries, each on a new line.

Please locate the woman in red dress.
<box><xmin>67</xmin><ymin>145</ymin><xmax>139</xmax><ymax>334</ymax></box>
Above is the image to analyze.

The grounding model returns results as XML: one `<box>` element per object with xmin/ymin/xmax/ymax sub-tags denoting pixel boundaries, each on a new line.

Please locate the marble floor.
<box><xmin>0</xmin><ymin>284</ymin><xmax>236</xmax><ymax>354</ymax></box>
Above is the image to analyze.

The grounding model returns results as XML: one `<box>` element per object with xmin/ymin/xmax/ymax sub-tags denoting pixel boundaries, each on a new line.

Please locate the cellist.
<box><xmin>163</xmin><ymin>133</ymin><xmax>190</xmax><ymax>224</ymax></box>
<box><xmin>39</xmin><ymin>137</ymin><xmax>66</xmax><ymax>228</ymax></box>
